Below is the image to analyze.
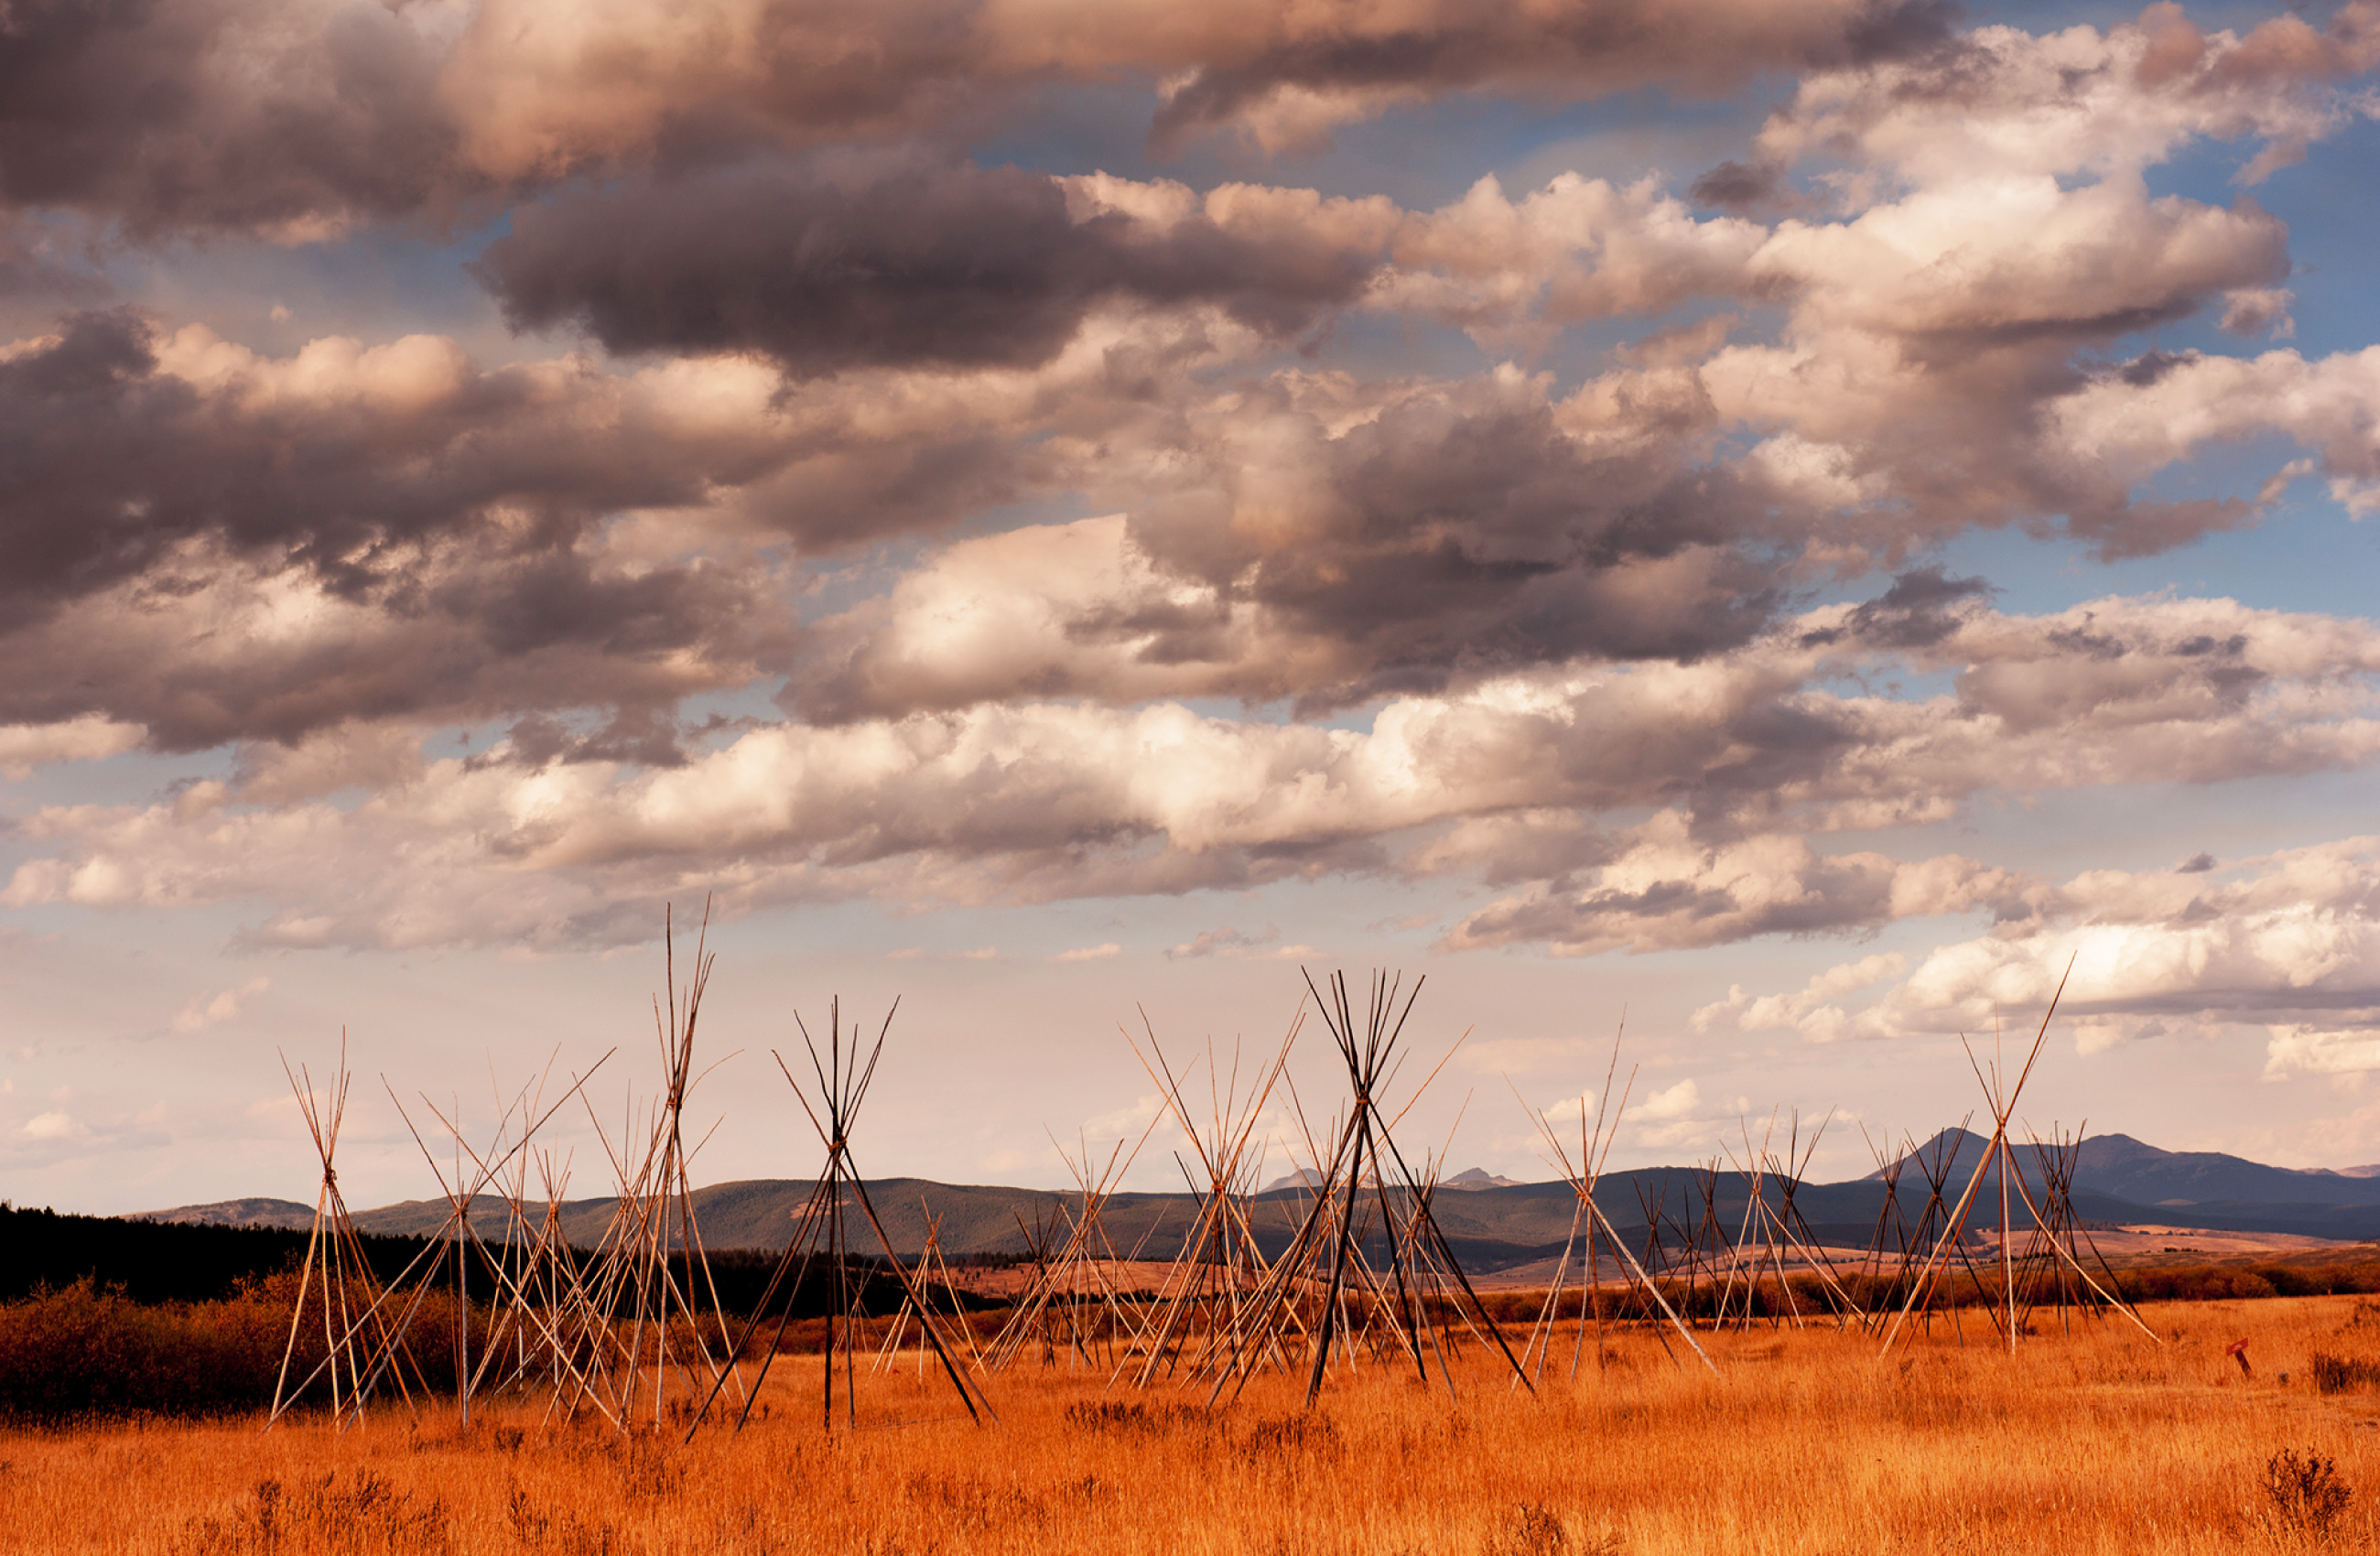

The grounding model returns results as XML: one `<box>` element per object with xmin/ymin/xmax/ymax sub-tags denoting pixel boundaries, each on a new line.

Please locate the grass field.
<box><xmin>7</xmin><ymin>1295</ymin><xmax>2380</xmax><ymax>1554</ymax></box>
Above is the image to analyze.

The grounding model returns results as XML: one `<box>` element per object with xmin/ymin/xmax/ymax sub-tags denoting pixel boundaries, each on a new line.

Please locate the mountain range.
<box><xmin>131</xmin><ymin>1130</ymin><xmax>2380</xmax><ymax>1267</ymax></box>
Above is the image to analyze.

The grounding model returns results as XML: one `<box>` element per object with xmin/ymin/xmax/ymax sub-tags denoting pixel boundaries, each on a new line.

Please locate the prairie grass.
<box><xmin>7</xmin><ymin>1295</ymin><xmax>2380</xmax><ymax>1554</ymax></box>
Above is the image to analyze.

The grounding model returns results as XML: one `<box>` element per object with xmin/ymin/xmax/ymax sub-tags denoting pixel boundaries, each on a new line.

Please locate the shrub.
<box><xmin>0</xmin><ymin>1271</ymin><xmax>488</xmax><ymax>1421</ymax></box>
<box><xmin>2309</xmin><ymin>1353</ymin><xmax>2380</xmax><ymax>1396</ymax></box>
<box><xmin>174</xmin><ymin>1470</ymin><xmax>449</xmax><ymax>1555</ymax></box>
<box><xmin>2262</xmin><ymin>1449</ymin><xmax>2353</xmax><ymax>1540</ymax></box>
<box><xmin>0</xmin><ymin>1279</ymin><xmax>287</xmax><ymax>1421</ymax></box>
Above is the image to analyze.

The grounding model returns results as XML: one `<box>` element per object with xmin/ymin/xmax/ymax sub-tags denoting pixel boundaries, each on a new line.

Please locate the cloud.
<box><xmin>170</xmin><ymin>976</ymin><xmax>270</xmax><ymax>1033</ymax></box>
<box><xmin>1705</xmin><ymin>837</ymin><xmax>2380</xmax><ymax>1056</ymax></box>
<box><xmin>2</xmin><ymin>591</ymin><xmax>2370</xmax><ymax>951</ymax></box>
<box><xmin>1693</xmin><ymin>953</ymin><xmax>1908</xmax><ymax>1042</ymax></box>
<box><xmin>0</xmin><ymin>0</ymin><xmax>1964</xmax><ymax>238</ymax></box>
<box><xmin>1446</xmin><ymin>816</ymin><xmax>2047</xmax><ymax>956</ymax></box>
<box><xmin>20</xmin><ymin>1110</ymin><xmax>86</xmax><ymax>1141</ymax></box>
<box><xmin>0</xmin><ymin>0</ymin><xmax>464</xmax><ymax>238</ymax></box>
<box><xmin>0</xmin><ymin>311</ymin><xmax>801</xmax><ymax>750</ymax></box>
<box><xmin>0</xmin><ymin>715</ymin><xmax>144</xmax><ymax>777</ymax></box>
<box><xmin>1166</xmin><ymin>926</ymin><xmax>1278</xmax><ymax>959</ymax></box>
<box><xmin>1142</xmin><ymin>0</ymin><xmax>1958</xmax><ymax>154</ymax></box>
<box><xmin>784</xmin><ymin>375</ymin><xmax>1794</xmax><ymax>721</ymax></box>
<box><xmin>1617</xmin><ymin>1076</ymin><xmax>1755</xmax><ymax>1151</ymax></box>
<box><xmin>1747</xmin><ymin>4</ymin><xmax>2380</xmax><ymax>188</ymax></box>
<box><xmin>2050</xmin><ymin>345</ymin><xmax>2380</xmax><ymax>519</ymax></box>
<box><xmin>479</xmin><ymin>160</ymin><xmax>1392</xmax><ymax>375</ymax></box>
<box><xmin>1049</xmin><ymin>942</ymin><xmax>1120</xmax><ymax>962</ymax></box>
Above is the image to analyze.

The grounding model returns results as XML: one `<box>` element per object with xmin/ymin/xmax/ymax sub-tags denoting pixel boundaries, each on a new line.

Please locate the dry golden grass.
<box><xmin>11</xmin><ymin>1295</ymin><xmax>2380</xmax><ymax>1554</ymax></box>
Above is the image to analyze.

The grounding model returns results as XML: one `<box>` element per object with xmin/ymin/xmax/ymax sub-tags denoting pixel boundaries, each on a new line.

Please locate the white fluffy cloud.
<box><xmin>1698</xmin><ymin>837</ymin><xmax>2380</xmax><ymax>1072</ymax></box>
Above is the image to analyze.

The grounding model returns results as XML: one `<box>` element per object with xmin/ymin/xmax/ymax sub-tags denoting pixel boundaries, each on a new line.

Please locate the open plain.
<box><xmin>8</xmin><ymin>1296</ymin><xmax>2380</xmax><ymax>1556</ymax></box>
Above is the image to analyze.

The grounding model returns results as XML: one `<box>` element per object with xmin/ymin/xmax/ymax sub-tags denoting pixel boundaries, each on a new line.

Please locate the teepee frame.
<box><xmin>690</xmin><ymin>999</ymin><xmax>994</xmax><ymax>1436</ymax></box>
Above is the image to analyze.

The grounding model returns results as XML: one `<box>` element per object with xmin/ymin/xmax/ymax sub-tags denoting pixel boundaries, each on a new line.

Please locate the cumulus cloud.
<box><xmin>0</xmin><ymin>311</ymin><xmax>807</xmax><ymax>749</ymax></box>
<box><xmin>1141</xmin><ymin>0</ymin><xmax>1957</xmax><ymax>154</ymax></box>
<box><xmin>0</xmin><ymin>0</ymin><xmax>1964</xmax><ymax>238</ymax></box>
<box><xmin>2050</xmin><ymin>345</ymin><xmax>2380</xmax><ymax>517</ymax></box>
<box><xmin>2</xmin><ymin>592</ymin><xmax>2372</xmax><ymax>951</ymax></box>
<box><xmin>1446</xmin><ymin>816</ymin><xmax>2047</xmax><ymax>956</ymax></box>
<box><xmin>1700</xmin><ymin>837</ymin><xmax>2380</xmax><ymax>1064</ymax></box>
<box><xmin>171</xmin><ymin>977</ymin><xmax>269</xmax><ymax>1033</ymax></box>
<box><xmin>0</xmin><ymin>0</ymin><xmax>463</xmax><ymax>237</ymax></box>
<box><xmin>1168</xmin><ymin>926</ymin><xmax>1277</xmax><ymax>959</ymax></box>
<box><xmin>479</xmin><ymin>160</ymin><xmax>1392</xmax><ymax>375</ymax></box>
<box><xmin>0</xmin><ymin>715</ymin><xmax>144</xmax><ymax>777</ymax></box>
<box><xmin>20</xmin><ymin>1109</ymin><xmax>87</xmax><ymax>1140</ymax></box>
<box><xmin>1747</xmin><ymin>3</ymin><xmax>2380</xmax><ymax>188</ymax></box>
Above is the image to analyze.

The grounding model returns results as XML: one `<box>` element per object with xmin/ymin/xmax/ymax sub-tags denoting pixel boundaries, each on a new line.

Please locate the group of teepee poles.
<box><xmin>270</xmin><ymin>909</ymin><xmax>758</xmax><ymax>1432</ymax></box>
<box><xmin>687</xmin><ymin>998</ymin><xmax>994</xmax><ymax>1436</ymax></box>
<box><xmin>1498</xmin><ymin>961</ymin><xmax>2157</xmax><ymax>1361</ymax></box>
<box><xmin>271</xmin><ymin>945</ymin><xmax>2171</xmax><ymax>1437</ymax></box>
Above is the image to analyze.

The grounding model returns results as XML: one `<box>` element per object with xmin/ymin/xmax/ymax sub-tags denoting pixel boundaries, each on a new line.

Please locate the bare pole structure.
<box><xmin>414</xmin><ymin>1075</ymin><xmax>638</xmax><ymax>1429</ymax></box>
<box><xmin>633</xmin><ymin>902</ymin><xmax>745</xmax><ymax>1425</ymax></box>
<box><xmin>1760</xmin><ymin>1111</ymin><xmax>1862</xmax><ymax>1328</ymax></box>
<box><xmin>871</xmin><ymin>1207</ymin><xmax>978</xmax><ymax>1379</ymax></box>
<box><xmin>1120</xmin><ymin>1010</ymin><xmax>1301</xmax><ymax>1390</ymax></box>
<box><xmin>1514</xmin><ymin>1080</ymin><xmax>1717</xmax><ymax>1378</ymax></box>
<box><xmin>1689</xmin><ymin>1161</ymin><xmax>1726</xmax><ymax>1329</ymax></box>
<box><xmin>1984</xmin><ymin>1013</ymin><xmax>2016</xmax><ymax>1351</ymax></box>
<box><xmin>1878</xmin><ymin>958</ymin><xmax>2158</xmax><ymax>1354</ymax></box>
<box><xmin>271</xmin><ymin>1035</ymin><xmax>427</xmax><ymax>1427</ymax></box>
<box><xmin>1510</xmin><ymin>1025</ymin><xmax>1636</xmax><ymax>1381</ymax></box>
<box><xmin>1721</xmin><ymin>1113</ymin><xmax>1802</xmax><ymax>1331</ymax></box>
<box><xmin>1899</xmin><ymin>1121</ymin><xmax>1991</xmax><ymax>1341</ymax></box>
<box><xmin>2001</xmin><ymin>1120</ymin><xmax>2158</xmax><ymax>1343</ymax></box>
<box><xmin>1205</xmin><ymin>970</ymin><xmax>1531</xmax><ymax>1411</ymax></box>
<box><xmin>981</xmin><ymin>1121</ymin><xmax>1164</xmax><ymax>1373</ymax></box>
<box><xmin>687</xmin><ymin>998</ymin><xmax>995</xmax><ymax>1438</ymax></box>
<box><xmin>267</xmin><ymin>1052</ymin><xmax>610</xmax><ymax>1432</ymax></box>
<box><xmin>1713</xmin><ymin>1117</ymin><xmax>1779</xmax><ymax>1331</ymax></box>
<box><xmin>1858</xmin><ymin>1125</ymin><xmax>1911</xmax><ymax>1331</ymax></box>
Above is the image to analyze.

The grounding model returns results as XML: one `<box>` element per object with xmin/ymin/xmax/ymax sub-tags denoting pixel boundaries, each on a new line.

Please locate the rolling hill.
<box><xmin>129</xmin><ymin>1132</ymin><xmax>2380</xmax><ymax>1269</ymax></box>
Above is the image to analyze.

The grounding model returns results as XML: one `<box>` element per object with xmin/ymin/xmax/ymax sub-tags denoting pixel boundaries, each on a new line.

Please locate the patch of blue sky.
<box><xmin>1939</xmin><ymin>457</ymin><xmax>2380</xmax><ymax>621</ymax></box>
<box><xmin>1</xmin><ymin>742</ymin><xmax>238</xmax><ymax>810</ymax></box>
<box><xmin>1817</xmin><ymin>763</ymin><xmax>2380</xmax><ymax>880</ymax></box>
<box><xmin>105</xmin><ymin>211</ymin><xmax>519</xmax><ymax>359</ymax></box>
<box><xmin>2140</xmin><ymin>120</ymin><xmax>2380</xmax><ymax>350</ymax></box>
<box><xmin>979</xmin><ymin>77</ymin><xmax>1777</xmax><ymax>211</ymax></box>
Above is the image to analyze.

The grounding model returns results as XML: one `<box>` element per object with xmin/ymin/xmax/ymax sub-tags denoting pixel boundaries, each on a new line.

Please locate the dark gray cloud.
<box><xmin>0</xmin><ymin>0</ymin><xmax>1972</xmax><ymax>242</ymax></box>
<box><xmin>0</xmin><ymin>0</ymin><xmax>465</xmax><ymax>235</ymax></box>
<box><xmin>1688</xmin><ymin>159</ymin><xmax>1797</xmax><ymax>213</ymax></box>
<box><xmin>1148</xmin><ymin>0</ymin><xmax>1960</xmax><ymax>149</ymax></box>
<box><xmin>477</xmin><ymin>161</ymin><xmax>1381</xmax><ymax>374</ymax></box>
<box><xmin>0</xmin><ymin>311</ymin><xmax>685</xmax><ymax>613</ymax></box>
<box><xmin>1801</xmin><ymin>567</ymin><xmax>1990</xmax><ymax>649</ymax></box>
<box><xmin>0</xmin><ymin>310</ymin><xmax>795</xmax><ymax>749</ymax></box>
<box><xmin>1206</xmin><ymin>405</ymin><xmax>1784</xmax><ymax>701</ymax></box>
<box><xmin>783</xmin><ymin>381</ymin><xmax>1800</xmax><ymax>724</ymax></box>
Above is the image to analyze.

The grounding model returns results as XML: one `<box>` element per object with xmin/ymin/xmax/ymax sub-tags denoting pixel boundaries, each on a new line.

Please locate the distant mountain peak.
<box><xmin>1258</xmin><ymin>1165</ymin><xmax>1521</xmax><ymax>1194</ymax></box>
<box><xmin>1860</xmin><ymin>1129</ymin><xmax>2380</xmax><ymax>1209</ymax></box>
<box><xmin>1443</xmin><ymin>1167</ymin><xmax>1524</xmax><ymax>1189</ymax></box>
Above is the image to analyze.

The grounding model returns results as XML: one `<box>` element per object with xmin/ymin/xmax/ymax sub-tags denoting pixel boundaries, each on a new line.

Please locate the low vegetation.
<box><xmin>17</xmin><ymin>1254</ymin><xmax>2380</xmax><ymax>1426</ymax></box>
<box><xmin>6</xmin><ymin>1294</ymin><xmax>2380</xmax><ymax>1552</ymax></box>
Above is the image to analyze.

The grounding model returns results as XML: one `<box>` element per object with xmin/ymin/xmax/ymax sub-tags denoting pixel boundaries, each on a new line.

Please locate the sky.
<box><xmin>3</xmin><ymin>0</ymin><xmax>2379</xmax><ymax>1215</ymax></box>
